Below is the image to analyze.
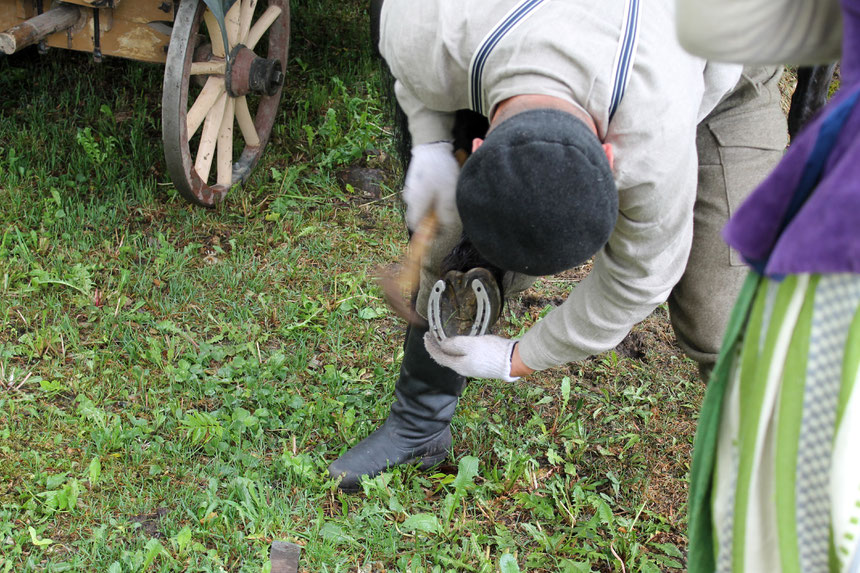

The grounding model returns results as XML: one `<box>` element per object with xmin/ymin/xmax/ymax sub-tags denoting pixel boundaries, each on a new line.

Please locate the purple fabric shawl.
<box><xmin>723</xmin><ymin>0</ymin><xmax>860</xmax><ymax>276</ymax></box>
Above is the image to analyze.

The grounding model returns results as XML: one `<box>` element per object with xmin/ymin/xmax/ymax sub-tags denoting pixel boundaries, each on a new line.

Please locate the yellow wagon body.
<box><xmin>1</xmin><ymin>1</ymin><xmax>172</xmax><ymax>63</ymax></box>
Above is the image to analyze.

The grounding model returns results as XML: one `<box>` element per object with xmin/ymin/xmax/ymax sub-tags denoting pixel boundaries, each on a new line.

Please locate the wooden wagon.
<box><xmin>1</xmin><ymin>0</ymin><xmax>290</xmax><ymax>207</ymax></box>
<box><xmin>2</xmin><ymin>0</ymin><xmax>835</xmax><ymax>211</ymax></box>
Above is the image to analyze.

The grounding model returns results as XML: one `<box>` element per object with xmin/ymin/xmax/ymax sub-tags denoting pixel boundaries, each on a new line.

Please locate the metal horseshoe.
<box><xmin>428</xmin><ymin>279</ymin><xmax>447</xmax><ymax>342</ymax></box>
<box><xmin>469</xmin><ymin>278</ymin><xmax>492</xmax><ymax>336</ymax></box>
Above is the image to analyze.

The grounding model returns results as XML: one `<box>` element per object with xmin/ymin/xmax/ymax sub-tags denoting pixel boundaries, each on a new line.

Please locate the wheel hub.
<box><xmin>226</xmin><ymin>45</ymin><xmax>283</xmax><ymax>97</ymax></box>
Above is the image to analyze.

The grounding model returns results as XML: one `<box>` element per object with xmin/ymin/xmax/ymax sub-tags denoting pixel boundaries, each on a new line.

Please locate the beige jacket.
<box><xmin>380</xmin><ymin>0</ymin><xmax>741</xmax><ymax>370</ymax></box>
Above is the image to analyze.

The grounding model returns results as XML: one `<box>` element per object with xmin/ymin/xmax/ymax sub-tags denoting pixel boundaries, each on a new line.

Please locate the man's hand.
<box><xmin>424</xmin><ymin>333</ymin><xmax>522</xmax><ymax>382</ymax></box>
<box><xmin>403</xmin><ymin>141</ymin><xmax>460</xmax><ymax>230</ymax></box>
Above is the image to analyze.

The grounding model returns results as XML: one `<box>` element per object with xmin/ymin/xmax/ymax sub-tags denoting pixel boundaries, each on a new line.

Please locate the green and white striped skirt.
<box><xmin>688</xmin><ymin>273</ymin><xmax>860</xmax><ymax>573</ymax></box>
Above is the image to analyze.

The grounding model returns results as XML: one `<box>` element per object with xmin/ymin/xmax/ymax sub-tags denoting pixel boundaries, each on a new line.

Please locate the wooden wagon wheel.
<box><xmin>162</xmin><ymin>0</ymin><xmax>289</xmax><ymax>207</ymax></box>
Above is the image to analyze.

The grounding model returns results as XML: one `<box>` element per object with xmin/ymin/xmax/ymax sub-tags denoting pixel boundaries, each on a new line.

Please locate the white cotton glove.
<box><xmin>403</xmin><ymin>141</ymin><xmax>461</xmax><ymax>230</ymax></box>
<box><xmin>423</xmin><ymin>333</ymin><xmax>520</xmax><ymax>382</ymax></box>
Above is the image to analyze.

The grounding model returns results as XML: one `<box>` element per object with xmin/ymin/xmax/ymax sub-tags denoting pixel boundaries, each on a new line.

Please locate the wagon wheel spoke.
<box><xmin>194</xmin><ymin>91</ymin><xmax>228</xmax><ymax>183</ymax></box>
<box><xmin>235</xmin><ymin>96</ymin><xmax>261</xmax><ymax>148</ymax></box>
<box><xmin>217</xmin><ymin>97</ymin><xmax>236</xmax><ymax>186</ymax></box>
<box><xmin>247</xmin><ymin>5</ymin><xmax>282</xmax><ymax>51</ymax></box>
<box><xmin>239</xmin><ymin>0</ymin><xmax>259</xmax><ymax>44</ymax></box>
<box><xmin>190</xmin><ymin>61</ymin><xmax>226</xmax><ymax>76</ymax></box>
<box><xmin>186</xmin><ymin>76</ymin><xmax>225</xmax><ymax>140</ymax></box>
<box><xmin>224</xmin><ymin>0</ymin><xmax>242</xmax><ymax>46</ymax></box>
<box><xmin>202</xmin><ymin>10</ymin><xmax>225</xmax><ymax>58</ymax></box>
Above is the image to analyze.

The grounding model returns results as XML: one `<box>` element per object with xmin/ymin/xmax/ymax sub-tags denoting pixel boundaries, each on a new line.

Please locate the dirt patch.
<box><xmin>336</xmin><ymin>149</ymin><xmax>400</xmax><ymax>203</ymax></box>
<box><xmin>515</xmin><ymin>294</ymin><xmax>566</xmax><ymax>310</ymax></box>
<box><xmin>614</xmin><ymin>330</ymin><xmax>648</xmax><ymax>361</ymax></box>
<box><xmin>336</xmin><ymin>166</ymin><xmax>389</xmax><ymax>200</ymax></box>
<box><xmin>129</xmin><ymin>507</ymin><xmax>168</xmax><ymax>538</ymax></box>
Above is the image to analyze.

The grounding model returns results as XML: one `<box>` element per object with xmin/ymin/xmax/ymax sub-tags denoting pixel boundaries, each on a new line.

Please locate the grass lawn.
<box><xmin>1</xmin><ymin>1</ymin><xmax>705</xmax><ymax>571</ymax></box>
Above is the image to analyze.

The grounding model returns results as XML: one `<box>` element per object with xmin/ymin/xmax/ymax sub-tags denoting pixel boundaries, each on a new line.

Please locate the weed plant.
<box><xmin>0</xmin><ymin>1</ymin><xmax>701</xmax><ymax>571</ymax></box>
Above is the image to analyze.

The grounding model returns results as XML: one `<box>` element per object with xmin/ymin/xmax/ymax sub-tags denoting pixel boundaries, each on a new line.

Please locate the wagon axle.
<box><xmin>226</xmin><ymin>45</ymin><xmax>283</xmax><ymax>97</ymax></box>
<box><xmin>0</xmin><ymin>4</ymin><xmax>81</xmax><ymax>56</ymax></box>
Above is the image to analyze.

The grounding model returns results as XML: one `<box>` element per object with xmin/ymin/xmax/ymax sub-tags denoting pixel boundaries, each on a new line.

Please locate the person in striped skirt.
<box><xmin>677</xmin><ymin>0</ymin><xmax>860</xmax><ymax>570</ymax></box>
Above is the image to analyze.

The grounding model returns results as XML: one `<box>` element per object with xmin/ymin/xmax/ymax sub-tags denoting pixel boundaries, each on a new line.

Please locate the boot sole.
<box><xmin>334</xmin><ymin>450</ymin><xmax>450</xmax><ymax>493</ymax></box>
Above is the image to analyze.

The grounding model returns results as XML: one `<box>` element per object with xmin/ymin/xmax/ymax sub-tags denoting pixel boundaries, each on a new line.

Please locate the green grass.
<box><xmin>0</xmin><ymin>1</ymin><xmax>702</xmax><ymax>571</ymax></box>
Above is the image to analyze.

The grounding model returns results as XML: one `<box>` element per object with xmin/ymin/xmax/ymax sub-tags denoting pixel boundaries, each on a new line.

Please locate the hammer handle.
<box><xmin>398</xmin><ymin>209</ymin><xmax>439</xmax><ymax>297</ymax></box>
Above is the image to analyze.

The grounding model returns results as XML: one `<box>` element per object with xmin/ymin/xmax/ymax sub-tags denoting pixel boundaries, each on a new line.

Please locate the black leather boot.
<box><xmin>327</xmin><ymin>325</ymin><xmax>466</xmax><ymax>492</ymax></box>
